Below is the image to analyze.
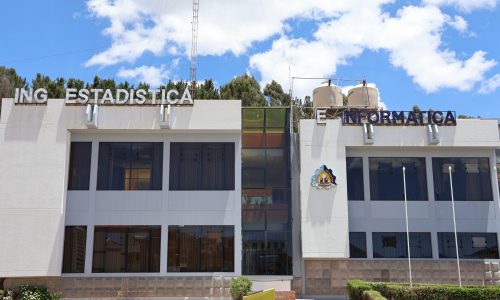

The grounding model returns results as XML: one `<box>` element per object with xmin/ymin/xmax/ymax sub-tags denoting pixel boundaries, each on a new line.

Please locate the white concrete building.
<box><xmin>299</xmin><ymin>110</ymin><xmax>500</xmax><ymax>295</ymax></box>
<box><xmin>1</xmin><ymin>86</ymin><xmax>500</xmax><ymax>297</ymax></box>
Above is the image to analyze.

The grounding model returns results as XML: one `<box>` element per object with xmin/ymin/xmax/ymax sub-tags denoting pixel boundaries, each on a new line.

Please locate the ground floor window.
<box><xmin>372</xmin><ymin>232</ymin><xmax>432</xmax><ymax>258</ymax></box>
<box><xmin>167</xmin><ymin>226</ymin><xmax>234</xmax><ymax>272</ymax></box>
<box><xmin>92</xmin><ymin>226</ymin><xmax>161</xmax><ymax>273</ymax></box>
<box><xmin>62</xmin><ymin>226</ymin><xmax>87</xmax><ymax>273</ymax></box>
<box><xmin>438</xmin><ymin>232</ymin><xmax>499</xmax><ymax>259</ymax></box>
<box><xmin>242</xmin><ymin>230</ymin><xmax>291</xmax><ymax>275</ymax></box>
<box><xmin>349</xmin><ymin>232</ymin><xmax>367</xmax><ymax>258</ymax></box>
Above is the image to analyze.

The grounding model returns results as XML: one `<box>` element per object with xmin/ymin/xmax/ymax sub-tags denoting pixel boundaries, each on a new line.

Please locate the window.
<box><xmin>496</xmin><ymin>151</ymin><xmax>500</xmax><ymax>198</ymax></box>
<box><xmin>349</xmin><ymin>232</ymin><xmax>367</xmax><ymax>258</ymax></box>
<box><xmin>347</xmin><ymin>157</ymin><xmax>364</xmax><ymax>200</ymax></box>
<box><xmin>242</xmin><ymin>231</ymin><xmax>291</xmax><ymax>275</ymax></box>
<box><xmin>169</xmin><ymin>143</ymin><xmax>235</xmax><ymax>190</ymax></box>
<box><xmin>167</xmin><ymin>226</ymin><xmax>234</xmax><ymax>272</ymax></box>
<box><xmin>372</xmin><ymin>232</ymin><xmax>432</xmax><ymax>258</ymax></box>
<box><xmin>241</xmin><ymin>108</ymin><xmax>292</xmax><ymax>276</ymax></box>
<box><xmin>433</xmin><ymin>158</ymin><xmax>492</xmax><ymax>201</ymax></box>
<box><xmin>438</xmin><ymin>232</ymin><xmax>499</xmax><ymax>259</ymax></box>
<box><xmin>68</xmin><ymin>142</ymin><xmax>92</xmax><ymax>190</ymax></box>
<box><xmin>62</xmin><ymin>226</ymin><xmax>87</xmax><ymax>273</ymax></box>
<box><xmin>97</xmin><ymin>143</ymin><xmax>163</xmax><ymax>190</ymax></box>
<box><xmin>369</xmin><ymin>158</ymin><xmax>428</xmax><ymax>201</ymax></box>
<box><xmin>92</xmin><ymin>226</ymin><xmax>161</xmax><ymax>273</ymax></box>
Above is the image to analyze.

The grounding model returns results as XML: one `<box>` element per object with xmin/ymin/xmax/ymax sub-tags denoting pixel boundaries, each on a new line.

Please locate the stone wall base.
<box><xmin>3</xmin><ymin>277</ymin><xmax>296</xmax><ymax>300</ymax></box>
<box><xmin>4</xmin><ymin>277</ymin><xmax>233</xmax><ymax>298</ymax></box>
<box><xmin>304</xmin><ymin>259</ymin><xmax>492</xmax><ymax>296</ymax></box>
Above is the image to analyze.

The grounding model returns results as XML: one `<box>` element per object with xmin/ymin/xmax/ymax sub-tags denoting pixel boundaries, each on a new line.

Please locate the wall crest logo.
<box><xmin>311</xmin><ymin>165</ymin><xmax>337</xmax><ymax>190</ymax></box>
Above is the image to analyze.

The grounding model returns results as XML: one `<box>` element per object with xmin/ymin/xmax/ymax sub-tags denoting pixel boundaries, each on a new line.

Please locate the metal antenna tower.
<box><xmin>190</xmin><ymin>0</ymin><xmax>199</xmax><ymax>100</ymax></box>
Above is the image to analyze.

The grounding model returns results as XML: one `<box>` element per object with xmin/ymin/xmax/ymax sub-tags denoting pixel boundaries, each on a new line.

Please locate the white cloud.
<box><xmin>250</xmin><ymin>5</ymin><xmax>496</xmax><ymax>98</ymax></box>
<box><xmin>85</xmin><ymin>0</ymin><xmax>391</xmax><ymax>67</ymax></box>
<box><xmin>447</xmin><ymin>15</ymin><xmax>468</xmax><ymax>32</ymax></box>
<box><xmin>422</xmin><ymin>0</ymin><xmax>499</xmax><ymax>12</ymax></box>
<box><xmin>117</xmin><ymin>64</ymin><xmax>170</xmax><ymax>87</ymax></box>
<box><xmin>479</xmin><ymin>74</ymin><xmax>500</xmax><ymax>93</ymax></box>
<box><xmin>85</xmin><ymin>0</ymin><xmax>498</xmax><ymax>99</ymax></box>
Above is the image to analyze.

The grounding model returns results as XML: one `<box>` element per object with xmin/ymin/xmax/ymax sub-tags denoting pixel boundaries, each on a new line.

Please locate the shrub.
<box><xmin>1</xmin><ymin>289</ymin><xmax>16</xmax><ymax>300</ymax></box>
<box><xmin>229</xmin><ymin>277</ymin><xmax>252</xmax><ymax>300</ymax></box>
<box><xmin>15</xmin><ymin>285</ymin><xmax>61</xmax><ymax>300</ymax></box>
<box><xmin>347</xmin><ymin>280</ymin><xmax>500</xmax><ymax>300</ymax></box>
<box><xmin>362</xmin><ymin>290</ymin><xmax>386</xmax><ymax>300</ymax></box>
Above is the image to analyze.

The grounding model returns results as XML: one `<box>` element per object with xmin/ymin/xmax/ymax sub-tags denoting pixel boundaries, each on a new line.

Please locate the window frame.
<box><xmin>96</xmin><ymin>142</ymin><xmax>163</xmax><ymax>191</ymax></box>
<box><xmin>369</xmin><ymin>157</ymin><xmax>428</xmax><ymax>201</ymax></box>
<box><xmin>68</xmin><ymin>142</ymin><xmax>92</xmax><ymax>191</ymax></box>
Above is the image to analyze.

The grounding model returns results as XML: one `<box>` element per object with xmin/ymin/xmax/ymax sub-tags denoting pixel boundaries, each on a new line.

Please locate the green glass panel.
<box><xmin>243</xmin><ymin>109</ymin><xmax>265</xmax><ymax>128</ymax></box>
<box><xmin>265</xmin><ymin>109</ymin><xmax>286</xmax><ymax>128</ymax></box>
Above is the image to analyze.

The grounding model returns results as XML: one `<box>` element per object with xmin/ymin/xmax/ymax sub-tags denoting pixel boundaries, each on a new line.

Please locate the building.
<box><xmin>0</xmin><ymin>86</ymin><xmax>500</xmax><ymax>298</ymax></box>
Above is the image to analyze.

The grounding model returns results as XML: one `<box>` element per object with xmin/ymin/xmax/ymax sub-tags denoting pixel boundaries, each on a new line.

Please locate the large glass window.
<box><xmin>347</xmin><ymin>157</ymin><xmax>364</xmax><ymax>200</ymax></box>
<box><xmin>242</xmin><ymin>108</ymin><xmax>291</xmax><ymax>276</ymax></box>
<box><xmin>349</xmin><ymin>232</ymin><xmax>367</xmax><ymax>258</ymax></box>
<box><xmin>169</xmin><ymin>143</ymin><xmax>235</xmax><ymax>190</ymax></box>
<box><xmin>433</xmin><ymin>158</ymin><xmax>493</xmax><ymax>201</ymax></box>
<box><xmin>369</xmin><ymin>158</ymin><xmax>428</xmax><ymax>201</ymax></box>
<box><xmin>372</xmin><ymin>232</ymin><xmax>432</xmax><ymax>258</ymax></box>
<box><xmin>438</xmin><ymin>232</ymin><xmax>499</xmax><ymax>259</ymax></box>
<box><xmin>97</xmin><ymin>143</ymin><xmax>163</xmax><ymax>190</ymax></box>
<box><xmin>62</xmin><ymin>226</ymin><xmax>87</xmax><ymax>273</ymax></box>
<box><xmin>68</xmin><ymin>142</ymin><xmax>92</xmax><ymax>190</ymax></box>
<box><xmin>92</xmin><ymin>226</ymin><xmax>161</xmax><ymax>273</ymax></box>
<box><xmin>167</xmin><ymin>226</ymin><xmax>234</xmax><ymax>272</ymax></box>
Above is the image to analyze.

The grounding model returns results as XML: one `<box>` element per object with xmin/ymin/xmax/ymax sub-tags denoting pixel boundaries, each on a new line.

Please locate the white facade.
<box><xmin>0</xmin><ymin>98</ymin><xmax>241</xmax><ymax>278</ymax></box>
<box><xmin>299</xmin><ymin>118</ymin><xmax>500</xmax><ymax>259</ymax></box>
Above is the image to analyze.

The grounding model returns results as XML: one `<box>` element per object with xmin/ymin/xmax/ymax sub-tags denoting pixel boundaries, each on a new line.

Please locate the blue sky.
<box><xmin>1</xmin><ymin>0</ymin><xmax>500</xmax><ymax>117</ymax></box>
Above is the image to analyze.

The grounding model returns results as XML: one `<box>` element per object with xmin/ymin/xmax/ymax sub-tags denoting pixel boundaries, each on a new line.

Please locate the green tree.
<box><xmin>263</xmin><ymin>80</ymin><xmax>290</xmax><ymax>106</ymax></box>
<box><xmin>0</xmin><ymin>66</ymin><xmax>27</xmax><ymax>112</ymax></box>
<box><xmin>196</xmin><ymin>79</ymin><xmax>220</xmax><ymax>99</ymax></box>
<box><xmin>31</xmin><ymin>74</ymin><xmax>65</xmax><ymax>98</ymax></box>
<box><xmin>220</xmin><ymin>74</ymin><xmax>266</xmax><ymax>107</ymax></box>
<box><xmin>66</xmin><ymin>78</ymin><xmax>85</xmax><ymax>90</ymax></box>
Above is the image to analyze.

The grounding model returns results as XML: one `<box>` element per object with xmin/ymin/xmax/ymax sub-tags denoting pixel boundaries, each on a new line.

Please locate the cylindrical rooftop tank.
<box><xmin>347</xmin><ymin>84</ymin><xmax>379</xmax><ymax>108</ymax></box>
<box><xmin>312</xmin><ymin>85</ymin><xmax>343</xmax><ymax>108</ymax></box>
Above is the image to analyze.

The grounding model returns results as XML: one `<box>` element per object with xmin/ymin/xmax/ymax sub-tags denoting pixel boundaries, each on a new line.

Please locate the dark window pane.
<box><xmin>242</xmin><ymin>169</ymin><xmax>265</xmax><ymax>188</ymax></box>
<box><xmin>170</xmin><ymin>143</ymin><xmax>234</xmax><ymax>190</ymax></box>
<box><xmin>242</xmin><ymin>231</ymin><xmax>266</xmax><ymax>275</ymax></box>
<box><xmin>266</xmin><ymin>210</ymin><xmax>289</xmax><ymax>231</ymax></box>
<box><xmin>349</xmin><ymin>232</ymin><xmax>367</xmax><ymax>258</ymax></box>
<box><xmin>369</xmin><ymin>158</ymin><xmax>428</xmax><ymax>201</ymax></box>
<box><xmin>265</xmin><ymin>231</ymin><xmax>292</xmax><ymax>275</ymax></box>
<box><xmin>68</xmin><ymin>142</ymin><xmax>92</xmax><ymax>190</ymax></box>
<box><xmin>347</xmin><ymin>157</ymin><xmax>364</xmax><ymax>200</ymax></box>
<box><xmin>497</xmin><ymin>151</ymin><xmax>500</xmax><ymax>198</ymax></box>
<box><xmin>438</xmin><ymin>232</ymin><xmax>499</xmax><ymax>259</ymax></box>
<box><xmin>433</xmin><ymin>158</ymin><xmax>493</xmax><ymax>201</ymax></box>
<box><xmin>242</xmin><ymin>109</ymin><xmax>265</xmax><ymax>128</ymax></box>
<box><xmin>97</xmin><ymin>143</ymin><xmax>163</xmax><ymax>190</ymax></box>
<box><xmin>167</xmin><ymin>226</ymin><xmax>234</xmax><ymax>272</ymax></box>
<box><xmin>372</xmin><ymin>232</ymin><xmax>432</xmax><ymax>258</ymax></box>
<box><xmin>62</xmin><ymin>226</ymin><xmax>87</xmax><ymax>273</ymax></box>
<box><xmin>242</xmin><ymin>210</ymin><xmax>266</xmax><ymax>230</ymax></box>
<box><xmin>92</xmin><ymin>226</ymin><xmax>161</xmax><ymax>273</ymax></box>
<box><xmin>266</xmin><ymin>149</ymin><xmax>288</xmax><ymax>188</ymax></box>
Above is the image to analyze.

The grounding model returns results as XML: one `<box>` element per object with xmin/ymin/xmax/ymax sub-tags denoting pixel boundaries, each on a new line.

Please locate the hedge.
<box><xmin>347</xmin><ymin>280</ymin><xmax>500</xmax><ymax>300</ymax></box>
<box><xmin>362</xmin><ymin>290</ymin><xmax>387</xmax><ymax>300</ymax></box>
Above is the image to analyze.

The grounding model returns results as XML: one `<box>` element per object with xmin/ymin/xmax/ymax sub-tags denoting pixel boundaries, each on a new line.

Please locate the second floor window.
<box><xmin>169</xmin><ymin>143</ymin><xmax>235</xmax><ymax>190</ymax></box>
<box><xmin>97</xmin><ymin>142</ymin><xmax>163</xmax><ymax>190</ymax></box>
